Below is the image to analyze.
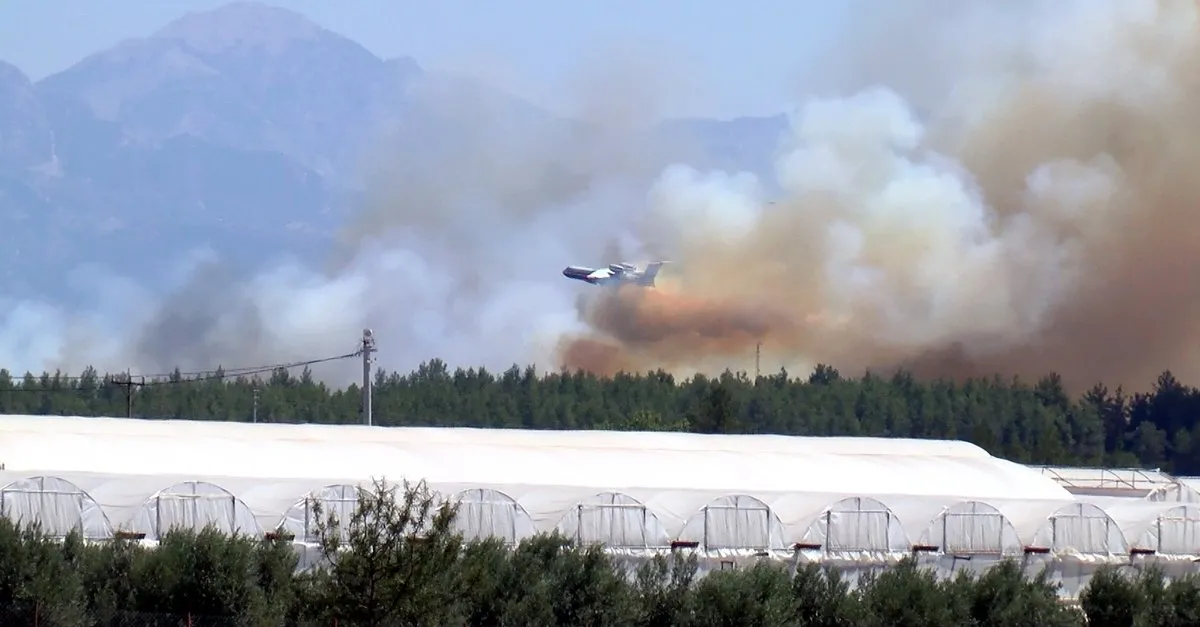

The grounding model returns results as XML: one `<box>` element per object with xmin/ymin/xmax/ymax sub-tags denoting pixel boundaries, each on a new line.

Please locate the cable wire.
<box><xmin>139</xmin><ymin>350</ymin><xmax>363</xmax><ymax>386</ymax></box>
<box><xmin>0</xmin><ymin>349</ymin><xmax>363</xmax><ymax>393</ymax></box>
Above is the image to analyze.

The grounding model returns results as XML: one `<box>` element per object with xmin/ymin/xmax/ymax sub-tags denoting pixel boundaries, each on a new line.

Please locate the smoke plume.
<box><xmin>559</xmin><ymin>0</ymin><xmax>1200</xmax><ymax>392</ymax></box>
<box><xmin>0</xmin><ymin>53</ymin><xmax>690</xmax><ymax>386</ymax></box>
<box><xmin>5</xmin><ymin>0</ymin><xmax>1199</xmax><ymax>394</ymax></box>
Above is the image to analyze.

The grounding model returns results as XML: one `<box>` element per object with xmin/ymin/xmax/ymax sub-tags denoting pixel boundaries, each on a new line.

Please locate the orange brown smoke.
<box><xmin>556</xmin><ymin>0</ymin><xmax>1200</xmax><ymax>393</ymax></box>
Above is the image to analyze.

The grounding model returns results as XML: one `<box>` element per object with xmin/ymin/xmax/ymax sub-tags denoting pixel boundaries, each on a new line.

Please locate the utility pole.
<box><xmin>361</xmin><ymin>328</ymin><xmax>377</xmax><ymax>426</ymax></box>
<box><xmin>252</xmin><ymin>387</ymin><xmax>259</xmax><ymax>423</ymax></box>
<box><xmin>755</xmin><ymin>342</ymin><xmax>761</xmax><ymax>382</ymax></box>
<box><xmin>117</xmin><ymin>369</ymin><xmax>144</xmax><ymax>418</ymax></box>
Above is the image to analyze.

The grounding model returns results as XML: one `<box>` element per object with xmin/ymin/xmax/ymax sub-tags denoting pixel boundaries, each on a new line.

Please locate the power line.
<box><xmin>141</xmin><ymin>350</ymin><xmax>364</xmax><ymax>386</ymax></box>
<box><xmin>0</xmin><ymin>331</ymin><xmax>381</xmax><ymax>422</ymax></box>
<box><xmin>0</xmin><ymin>349</ymin><xmax>364</xmax><ymax>393</ymax></box>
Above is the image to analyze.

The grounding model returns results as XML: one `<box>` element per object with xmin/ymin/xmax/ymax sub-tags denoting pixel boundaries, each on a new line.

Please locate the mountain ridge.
<box><xmin>0</xmin><ymin>1</ymin><xmax>788</xmax><ymax>303</ymax></box>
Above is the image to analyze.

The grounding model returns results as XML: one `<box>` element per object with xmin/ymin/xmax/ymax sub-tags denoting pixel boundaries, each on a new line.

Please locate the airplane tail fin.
<box><xmin>638</xmin><ymin>261</ymin><xmax>669</xmax><ymax>287</ymax></box>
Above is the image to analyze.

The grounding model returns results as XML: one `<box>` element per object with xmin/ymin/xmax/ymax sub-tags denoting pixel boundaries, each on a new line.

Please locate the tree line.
<box><xmin>1</xmin><ymin>359</ymin><xmax>1198</xmax><ymax>473</ymax></box>
<box><xmin>2</xmin><ymin>478</ymin><xmax>1196</xmax><ymax>627</ymax></box>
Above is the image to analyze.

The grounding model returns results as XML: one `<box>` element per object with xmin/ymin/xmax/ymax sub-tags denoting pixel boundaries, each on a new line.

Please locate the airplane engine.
<box><xmin>562</xmin><ymin>266</ymin><xmax>595</xmax><ymax>281</ymax></box>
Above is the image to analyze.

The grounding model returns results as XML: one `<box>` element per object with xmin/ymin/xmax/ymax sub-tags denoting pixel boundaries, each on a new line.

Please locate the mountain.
<box><xmin>36</xmin><ymin>2</ymin><xmax>424</xmax><ymax>184</ymax></box>
<box><xmin>659</xmin><ymin>114</ymin><xmax>788</xmax><ymax>190</ymax></box>
<box><xmin>0</xmin><ymin>2</ymin><xmax>787</xmax><ymax>302</ymax></box>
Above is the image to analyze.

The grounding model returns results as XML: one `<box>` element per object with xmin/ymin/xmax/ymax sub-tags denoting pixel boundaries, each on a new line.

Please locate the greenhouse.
<box><xmin>1</xmin><ymin>414</ymin><xmax>1200</xmax><ymax>597</ymax></box>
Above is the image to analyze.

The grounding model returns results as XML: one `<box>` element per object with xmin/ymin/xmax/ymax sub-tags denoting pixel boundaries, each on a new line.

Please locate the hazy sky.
<box><xmin>0</xmin><ymin>0</ymin><xmax>848</xmax><ymax>119</ymax></box>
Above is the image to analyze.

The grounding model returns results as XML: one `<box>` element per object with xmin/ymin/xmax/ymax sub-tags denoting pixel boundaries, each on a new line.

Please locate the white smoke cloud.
<box><xmin>5</xmin><ymin>0</ymin><xmax>1198</xmax><ymax>393</ymax></box>
<box><xmin>0</xmin><ymin>62</ymin><xmax>683</xmax><ymax>385</ymax></box>
<box><xmin>559</xmin><ymin>0</ymin><xmax>1200</xmax><ymax>392</ymax></box>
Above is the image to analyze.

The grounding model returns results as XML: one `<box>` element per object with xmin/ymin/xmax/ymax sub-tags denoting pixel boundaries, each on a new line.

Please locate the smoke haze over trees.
<box><xmin>0</xmin><ymin>1</ymin><xmax>778</xmax><ymax>385</ymax></box>
<box><xmin>561</xmin><ymin>0</ymin><xmax>1200</xmax><ymax>392</ymax></box>
<box><xmin>5</xmin><ymin>2</ymin><xmax>1200</xmax><ymax>395</ymax></box>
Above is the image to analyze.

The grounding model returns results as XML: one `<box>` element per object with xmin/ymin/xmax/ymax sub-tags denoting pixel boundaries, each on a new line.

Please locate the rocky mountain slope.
<box><xmin>0</xmin><ymin>2</ymin><xmax>786</xmax><ymax>301</ymax></box>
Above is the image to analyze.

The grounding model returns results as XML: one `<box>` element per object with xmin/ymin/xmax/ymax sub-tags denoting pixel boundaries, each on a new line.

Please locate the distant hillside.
<box><xmin>0</xmin><ymin>1</ymin><xmax>787</xmax><ymax>301</ymax></box>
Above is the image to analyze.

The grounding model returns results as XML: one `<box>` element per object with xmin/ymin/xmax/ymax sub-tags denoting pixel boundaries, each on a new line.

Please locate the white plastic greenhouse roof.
<box><xmin>0</xmin><ymin>414</ymin><xmax>1067</xmax><ymax>499</ymax></box>
<box><xmin>1</xmin><ymin>414</ymin><xmax>1199</xmax><ymax>560</ymax></box>
<box><xmin>1032</xmin><ymin>465</ymin><xmax>1175</xmax><ymax>497</ymax></box>
<box><xmin>1146</xmin><ymin>476</ymin><xmax>1200</xmax><ymax>503</ymax></box>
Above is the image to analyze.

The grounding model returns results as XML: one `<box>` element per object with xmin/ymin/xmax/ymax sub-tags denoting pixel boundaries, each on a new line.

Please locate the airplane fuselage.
<box><xmin>562</xmin><ymin>261</ymin><xmax>665</xmax><ymax>287</ymax></box>
<box><xmin>562</xmin><ymin>265</ymin><xmax>618</xmax><ymax>285</ymax></box>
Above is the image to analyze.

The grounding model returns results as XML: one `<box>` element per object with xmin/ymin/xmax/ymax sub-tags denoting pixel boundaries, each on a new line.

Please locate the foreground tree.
<box><xmin>304</xmin><ymin>478</ymin><xmax>463</xmax><ymax>626</ymax></box>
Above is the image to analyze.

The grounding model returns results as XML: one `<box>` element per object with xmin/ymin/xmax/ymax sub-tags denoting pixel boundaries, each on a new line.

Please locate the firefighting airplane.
<box><xmin>562</xmin><ymin>261</ymin><xmax>669</xmax><ymax>287</ymax></box>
